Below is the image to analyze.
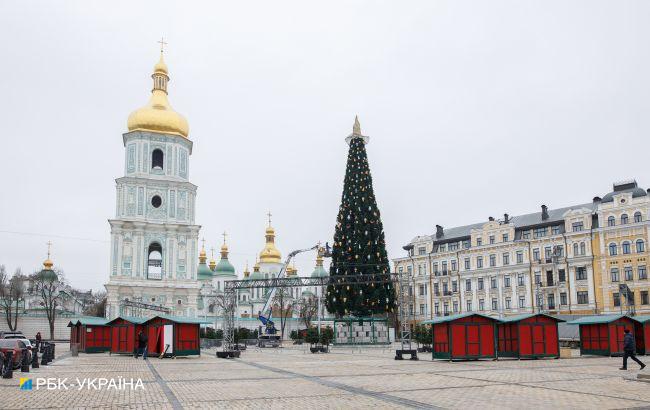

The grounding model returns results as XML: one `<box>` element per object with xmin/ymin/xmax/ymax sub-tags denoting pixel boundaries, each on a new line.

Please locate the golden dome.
<box><xmin>43</xmin><ymin>258</ymin><xmax>54</xmax><ymax>270</ymax></box>
<box><xmin>127</xmin><ymin>52</ymin><xmax>189</xmax><ymax>138</ymax></box>
<box><xmin>259</xmin><ymin>224</ymin><xmax>282</xmax><ymax>264</ymax></box>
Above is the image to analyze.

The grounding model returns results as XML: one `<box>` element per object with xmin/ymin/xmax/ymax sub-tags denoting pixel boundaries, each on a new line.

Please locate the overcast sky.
<box><xmin>1</xmin><ymin>1</ymin><xmax>649</xmax><ymax>291</ymax></box>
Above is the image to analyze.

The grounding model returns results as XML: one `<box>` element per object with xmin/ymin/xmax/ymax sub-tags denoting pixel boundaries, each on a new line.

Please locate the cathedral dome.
<box><xmin>127</xmin><ymin>52</ymin><xmax>189</xmax><ymax>138</ymax></box>
<box><xmin>311</xmin><ymin>254</ymin><xmax>328</xmax><ymax>278</ymax></box>
<box><xmin>249</xmin><ymin>260</ymin><xmax>264</xmax><ymax>280</ymax></box>
<box><xmin>215</xmin><ymin>243</ymin><xmax>236</xmax><ymax>276</ymax></box>
<box><xmin>38</xmin><ymin>245</ymin><xmax>57</xmax><ymax>282</ymax></box>
<box><xmin>197</xmin><ymin>243</ymin><xmax>213</xmax><ymax>281</ymax></box>
<box><xmin>259</xmin><ymin>225</ymin><xmax>282</xmax><ymax>264</ymax></box>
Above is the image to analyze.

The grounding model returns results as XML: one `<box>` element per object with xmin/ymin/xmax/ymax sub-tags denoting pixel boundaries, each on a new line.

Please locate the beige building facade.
<box><xmin>394</xmin><ymin>180</ymin><xmax>650</xmax><ymax>320</ymax></box>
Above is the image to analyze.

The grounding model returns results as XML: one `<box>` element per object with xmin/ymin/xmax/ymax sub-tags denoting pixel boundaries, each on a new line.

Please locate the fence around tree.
<box><xmin>334</xmin><ymin>317</ymin><xmax>390</xmax><ymax>345</ymax></box>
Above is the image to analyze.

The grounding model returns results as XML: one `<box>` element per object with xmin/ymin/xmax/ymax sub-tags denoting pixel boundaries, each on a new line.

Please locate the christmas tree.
<box><xmin>325</xmin><ymin>116</ymin><xmax>396</xmax><ymax>317</ymax></box>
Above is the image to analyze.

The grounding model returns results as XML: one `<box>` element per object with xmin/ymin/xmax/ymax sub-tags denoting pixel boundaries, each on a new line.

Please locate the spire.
<box><xmin>209</xmin><ymin>247</ymin><xmax>217</xmax><ymax>271</ymax></box>
<box><xmin>126</xmin><ymin>41</ymin><xmax>189</xmax><ymax>138</ymax></box>
<box><xmin>345</xmin><ymin>115</ymin><xmax>369</xmax><ymax>145</ymax></box>
<box><xmin>353</xmin><ymin>115</ymin><xmax>361</xmax><ymax>136</ymax></box>
<box><xmin>259</xmin><ymin>212</ymin><xmax>281</xmax><ymax>263</ymax></box>
<box><xmin>243</xmin><ymin>260</ymin><xmax>250</xmax><ymax>278</ymax></box>
<box><xmin>199</xmin><ymin>238</ymin><xmax>207</xmax><ymax>264</ymax></box>
<box><xmin>43</xmin><ymin>241</ymin><xmax>54</xmax><ymax>270</ymax></box>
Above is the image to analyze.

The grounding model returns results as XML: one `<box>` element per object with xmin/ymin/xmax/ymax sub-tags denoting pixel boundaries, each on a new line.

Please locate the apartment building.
<box><xmin>394</xmin><ymin>180</ymin><xmax>650</xmax><ymax>320</ymax></box>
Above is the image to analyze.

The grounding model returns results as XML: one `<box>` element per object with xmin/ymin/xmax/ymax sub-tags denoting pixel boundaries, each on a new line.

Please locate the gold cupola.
<box><xmin>259</xmin><ymin>214</ymin><xmax>282</xmax><ymax>264</ymax></box>
<box><xmin>127</xmin><ymin>51</ymin><xmax>189</xmax><ymax>138</ymax></box>
<box><xmin>208</xmin><ymin>247</ymin><xmax>217</xmax><ymax>271</ymax></box>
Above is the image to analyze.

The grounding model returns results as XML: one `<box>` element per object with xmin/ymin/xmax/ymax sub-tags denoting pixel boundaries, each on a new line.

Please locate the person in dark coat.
<box><xmin>620</xmin><ymin>329</ymin><xmax>645</xmax><ymax>370</ymax></box>
<box><xmin>35</xmin><ymin>332</ymin><xmax>42</xmax><ymax>351</ymax></box>
<box><xmin>135</xmin><ymin>331</ymin><xmax>148</xmax><ymax>360</ymax></box>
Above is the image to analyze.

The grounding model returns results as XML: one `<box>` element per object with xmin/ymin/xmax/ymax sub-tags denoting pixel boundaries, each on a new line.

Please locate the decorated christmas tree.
<box><xmin>325</xmin><ymin>117</ymin><xmax>396</xmax><ymax>317</ymax></box>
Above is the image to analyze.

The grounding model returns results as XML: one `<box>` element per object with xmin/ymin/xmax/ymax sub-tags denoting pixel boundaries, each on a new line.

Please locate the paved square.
<box><xmin>1</xmin><ymin>344</ymin><xmax>649</xmax><ymax>409</ymax></box>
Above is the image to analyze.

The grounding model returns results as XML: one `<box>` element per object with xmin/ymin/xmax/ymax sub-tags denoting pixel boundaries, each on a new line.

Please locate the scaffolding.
<box><xmin>119</xmin><ymin>299</ymin><xmax>171</xmax><ymax>317</ymax></box>
<box><xmin>217</xmin><ymin>272</ymin><xmax>409</xmax><ymax>359</ymax></box>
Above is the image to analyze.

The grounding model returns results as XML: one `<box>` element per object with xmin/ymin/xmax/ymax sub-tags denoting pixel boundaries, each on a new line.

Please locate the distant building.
<box><xmin>393</xmin><ymin>180</ymin><xmax>650</xmax><ymax>320</ymax></box>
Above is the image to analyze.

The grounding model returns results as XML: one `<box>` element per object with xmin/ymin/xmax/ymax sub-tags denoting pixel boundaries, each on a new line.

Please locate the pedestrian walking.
<box><xmin>620</xmin><ymin>329</ymin><xmax>646</xmax><ymax>370</ymax></box>
<box><xmin>135</xmin><ymin>330</ymin><xmax>148</xmax><ymax>360</ymax></box>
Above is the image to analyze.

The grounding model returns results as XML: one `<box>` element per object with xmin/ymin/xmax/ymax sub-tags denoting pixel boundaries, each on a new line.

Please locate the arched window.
<box><xmin>607</xmin><ymin>216</ymin><xmax>615</xmax><ymax>227</ymax></box>
<box><xmin>609</xmin><ymin>243</ymin><xmax>618</xmax><ymax>256</ymax></box>
<box><xmin>580</xmin><ymin>242</ymin><xmax>586</xmax><ymax>255</ymax></box>
<box><xmin>152</xmin><ymin>149</ymin><xmax>164</xmax><ymax>170</ymax></box>
<box><xmin>573</xmin><ymin>243</ymin><xmax>579</xmax><ymax>256</ymax></box>
<box><xmin>621</xmin><ymin>214</ymin><xmax>629</xmax><ymax>225</ymax></box>
<box><xmin>622</xmin><ymin>241</ymin><xmax>631</xmax><ymax>254</ymax></box>
<box><xmin>637</xmin><ymin>239</ymin><xmax>645</xmax><ymax>253</ymax></box>
<box><xmin>634</xmin><ymin>212</ymin><xmax>643</xmax><ymax>223</ymax></box>
<box><xmin>147</xmin><ymin>242</ymin><xmax>163</xmax><ymax>279</ymax></box>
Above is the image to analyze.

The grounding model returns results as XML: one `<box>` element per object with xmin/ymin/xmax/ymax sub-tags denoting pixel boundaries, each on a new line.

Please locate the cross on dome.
<box><xmin>158</xmin><ymin>37</ymin><xmax>167</xmax><ymax>53</ymax></box>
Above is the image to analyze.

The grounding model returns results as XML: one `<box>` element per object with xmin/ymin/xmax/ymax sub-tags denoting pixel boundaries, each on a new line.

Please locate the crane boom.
<box><xmin>258</xmin><ymin>244</ymin><xmax>320</xmax><ymax>329</ymax></box>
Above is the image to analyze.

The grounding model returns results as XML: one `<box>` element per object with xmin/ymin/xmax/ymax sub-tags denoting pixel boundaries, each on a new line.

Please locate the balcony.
<box><xmin>443</xmin><ymin>291</ymin><xmax>453</xmax><ymax>296</ymax></box>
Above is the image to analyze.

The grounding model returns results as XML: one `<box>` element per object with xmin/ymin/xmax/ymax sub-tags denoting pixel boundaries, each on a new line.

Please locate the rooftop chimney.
<box><xmin>541</xmin><ymin>205</ymin><xmax>549</xmax><ymax>221</ymax></box>
<box><xmin>504</xmin><ymin>213</ymin><xmax>510</xmax><ymax>223</ymax></box>
<box><xmin>435</xmin><ymin>225</ymin><xmax>444</xmax><ymax>239</ymax></box>
<box><xmin>488</xmin><ymin>216</ymin><xmax>494</xmax><ymax>222</ymax></box>
<box><xmin>593</xmin><ymin>196</ymin><xmax>602</xmax><ymax>203</ymax></box>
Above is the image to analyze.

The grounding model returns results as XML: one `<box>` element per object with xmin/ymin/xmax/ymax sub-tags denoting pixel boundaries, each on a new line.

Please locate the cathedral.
<box><xmin>105</xmin><ymin>50</ymin><xmax>330</xmax><ymax>328</ymax></box>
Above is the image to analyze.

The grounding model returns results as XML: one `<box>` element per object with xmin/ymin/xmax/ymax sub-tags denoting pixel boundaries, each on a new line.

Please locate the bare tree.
<box><xmin>0</xmin><ymin>267</ymin><xmax>26</xmax><ymax>332</ymax></box>
<box><xmin>31</xmin><ymin>268</ymin><xmax>66</xmax><ymax>340</ymax></box>
<box><xmin>271</xmin><ymin>288</ymin><xmax>295</xmax><ymax>340</ymax></box>
<box><xmin>297</xmin><ymin>296</ymin><xmax>318</xmax><ymax>329</ymax></box>
<box><xmin>83</xmin><ymin>290</ymin><xmax>107</xmax><ymax>317</ymax></box>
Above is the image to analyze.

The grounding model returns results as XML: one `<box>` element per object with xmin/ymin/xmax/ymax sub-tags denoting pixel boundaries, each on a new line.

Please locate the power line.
<box><xmin>0</xmin><ymin>230</ymin><xmax>109</xmax><ymax>243</ymax></box>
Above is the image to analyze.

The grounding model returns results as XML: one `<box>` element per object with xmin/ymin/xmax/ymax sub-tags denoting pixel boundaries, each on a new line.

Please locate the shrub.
<box><xmin>320</xmin><ymin>326</ymin><xmax>334</xmax><ymax>346</ymax></box>
<box><xmin>305</xmin><ymin>327</ymin><xmax>320</xmax><ymax>345</ymax></box>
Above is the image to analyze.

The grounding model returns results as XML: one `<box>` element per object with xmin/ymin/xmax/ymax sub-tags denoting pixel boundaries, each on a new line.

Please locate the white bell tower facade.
<box><xmin>105</xmin><ymin>50</ymin><xmax>200</xmax><ymax>319</ymax></box>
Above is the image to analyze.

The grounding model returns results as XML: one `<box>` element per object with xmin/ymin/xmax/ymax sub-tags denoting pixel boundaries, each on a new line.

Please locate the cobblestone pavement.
<box><xmin>0</xmin><ymin>344</ymin><xmax>649</xmax><ymax>409</ymax></box>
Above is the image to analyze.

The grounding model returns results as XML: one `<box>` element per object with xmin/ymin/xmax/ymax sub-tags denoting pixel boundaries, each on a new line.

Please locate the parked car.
<box><xmin>0</xmin><ymin>339</ymin><xmax>30</xmax><ymax>369</ymax></box>
<box><xmin>0</xmin><ymin>331</ymin><xmax>25</xmax><ymax>339</ymax></box>
<box><xmin>1</xmin><ymin>333</ymin><xmax>34</xmax><ymax>352</ymax></box>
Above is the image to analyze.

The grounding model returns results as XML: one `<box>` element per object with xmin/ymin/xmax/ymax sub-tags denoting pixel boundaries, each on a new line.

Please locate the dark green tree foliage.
<box><xmin>325</xmin><ymin>118</ymin><xmax>396</xmax><ymax>317</ymax></box>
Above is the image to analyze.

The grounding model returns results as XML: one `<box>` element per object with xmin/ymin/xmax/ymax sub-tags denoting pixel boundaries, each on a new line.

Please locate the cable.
<box><xmin>0</xmin><ymin>230</ymin><xmax>109</xmax><ymax>243</ymax></box>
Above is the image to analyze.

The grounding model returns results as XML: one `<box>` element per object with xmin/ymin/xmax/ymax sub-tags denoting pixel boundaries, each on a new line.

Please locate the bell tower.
<box><xmin>105</xmin><ymin>46</ymin><xmax>200</xmax><ymax>319</ymax></box>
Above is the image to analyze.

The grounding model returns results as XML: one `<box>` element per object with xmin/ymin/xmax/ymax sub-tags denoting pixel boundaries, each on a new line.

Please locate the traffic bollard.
<box><xmin>31</xmin><ymin>348</ymin><xmax>39</xmax><ymax>369</ymax></box>
<box><xmin>51</xmin><ymin>343</ymin><xmax>56</xmax><ymax>361</ymax></box>
<box><xmin>41</xmin><ymin>343</ymin><xmax>49</xmax><ymax>366</ymax></box>
<box><xmin>20</xmin><ymin>349</ymin><xmax>30</xmax><ymax>373</ymax></box>
<box><xmin>3</xmin><ymin>351</ymin><xmax>13</xmax><ymax>379</ymax></box>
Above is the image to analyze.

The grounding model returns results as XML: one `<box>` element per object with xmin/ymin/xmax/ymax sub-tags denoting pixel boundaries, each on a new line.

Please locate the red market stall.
<box><xmin>67</xmin><ymin>317</ymin><xmax>111</xmax><ymax>353</ymax></box>
<box><xmin>497</xmin><ymin>314</ymin><xmax>563</xmax><ymax>359</ymax></box>
<box><xmin>107</xmin><ymin>316</ymin><xmax>148</xmax><ymax>355</ymax></box>
<box><xmin>568</xmin><ymin>314</ymin><xmax>637</xmax><ymax>356</ymax></box>
<box><xmin>422</xmin><ymin>313</ymin><xmax>499</xmax><ymax>360</ymax></box>
<box><xmin>143</xmin><ymin>315</ymin><xmax>208</xmax><ymax>357</ymax></box>
<box><xmin>633</xmin><ymin>316</ymin><xmax>650</xmax><ymax>355</ymax></box>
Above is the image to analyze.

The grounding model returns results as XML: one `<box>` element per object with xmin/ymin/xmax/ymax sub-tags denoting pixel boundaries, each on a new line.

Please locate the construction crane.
<box><xmin>256</xmin><ymin>243</ymin><xmax>328</xmax><ymax>347</ymax></box>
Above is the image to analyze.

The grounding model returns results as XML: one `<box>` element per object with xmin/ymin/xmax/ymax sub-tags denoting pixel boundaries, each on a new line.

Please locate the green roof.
<box><xmin>71</xmin><ymin>317</ymin><xmax>109</xmax><ymax>326</ymax></box>
<box><xmin>499</xmin><ymin>313</ymin><xmax>564</xmax><ymax>323</ymax></box>
<box><xmin>214</xmin><ymin>258</ymin><xmax>236</xmax><ymax>276</ymax></box>
<box><xmin>633</xmin><ymin>315</ymin><xmax>650</xmax><ymax>323</ymax></box>
<box><xmin>420</xmin><ymin>312</ymin><xmax>499</xmax><ymax>325</ymax></box>
<box><xmin>249</xmin><ymin>270</ymin><xmax>264</xmax><ymax>280</ymax></box>
<box><xmin>106</xmin><ymin>316</ymin><xmax>149</xmax><ymax>325</ymax></box>
<box><xmin>567</xmin><ymin>314</ymin><xmax>629</xmax><ymax>325</ymax></box>
<box><xmin>147</xmin><ymin>315</ymin><xmax>212</xmax><ymax>324</ymax></box>
<box><xmin>311</xmin><ymin>265</ymin><xmax>328</xmax><ymax>278</ymax></box>
<box><xmin>38</xmin><ymin>268</ymin><xmax>58</xmax><ymax>282</ymax></box>
<box><xmin>197</xmin><ymin>262</ymin><xmax>213</xmax><ymax>280</ymax></box>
